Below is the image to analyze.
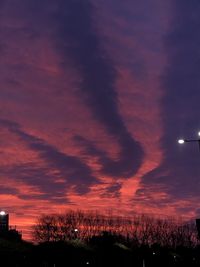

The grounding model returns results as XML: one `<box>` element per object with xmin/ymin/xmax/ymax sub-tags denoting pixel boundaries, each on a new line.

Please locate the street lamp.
<box><xmin>178</xmin><ymin>131</ymin><xmax>200</xmax><ymax>151</ymax></box>
<box><xmin>178</xmin><ymin>132</ymin><xmax>200</xmax><ymax>242</ymax></box>
<box><xmin>74</xmin><ymin>228</ymin><xmax>78</xmax><ymax>239</ymax></box>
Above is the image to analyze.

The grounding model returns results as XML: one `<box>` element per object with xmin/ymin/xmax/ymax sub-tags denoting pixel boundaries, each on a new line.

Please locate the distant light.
<box><xmin>178</xmin><ymin>139</ymin><xmax>185</xmax><ymax>144</ymax></box>
<box><xmin>153</xmin><ymin>252</ymin><xmax>156</xmax><ymax>255</ymax></box>
<box><xmin>198</xmin><ymin>132</ymin><xmax>200</xmax><ymax>137</ymax></box>
<box><xmin>74</xmin><ymin>228</ymin><xmax>78</xmax><ymax>232</ymax></box>
<box><xmin>86</xmin><ymin>262</ymin><xmax>90</xmax><ymax>265</ymax></box>
<box><xmin>0</xmin><ymin>211</ymin><xmax>6</xmax><ymax>216</ymax></box>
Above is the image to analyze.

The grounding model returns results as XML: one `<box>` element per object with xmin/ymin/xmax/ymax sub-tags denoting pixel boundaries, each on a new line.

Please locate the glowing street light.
<box><xmin>179</xmin><ymin>132</ymin><xmax>200</xmax><ymax>241</ymax></box>
<box><xmin>178</xmin><ymin>131</ymin><xmax>200</xmax><ymax>151</ymax></box>
<box><xmin>0</xmin><ymin>211</ymin><xmax>6</xmax><ymax>216</ymax></box>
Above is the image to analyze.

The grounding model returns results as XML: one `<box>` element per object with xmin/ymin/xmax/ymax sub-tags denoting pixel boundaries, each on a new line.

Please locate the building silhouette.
<box><xmin>0</xmin><ymin>211</ymin><xmax>22</xmax><ymax>241</ymax></box>
<box><xmin>0</xmin><ymin>211</ymin><xmax>9</xmax><ymax>231</ymax></box>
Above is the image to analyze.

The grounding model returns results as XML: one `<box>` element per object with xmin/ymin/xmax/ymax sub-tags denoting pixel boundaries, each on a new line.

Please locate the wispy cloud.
<box><xmin>51</xmin><ymin>0</ymin><xmax>144</xmax><ymax>177</ymax></box>
<box><xmin>139</xmin><ymin>0</ymin><xmax>200</xmax><ymax>214</ymax></box>
<box><xmin>0</xmin><ymin>119</ymin><xmax>100</xmax><ymax>198</ymax></box>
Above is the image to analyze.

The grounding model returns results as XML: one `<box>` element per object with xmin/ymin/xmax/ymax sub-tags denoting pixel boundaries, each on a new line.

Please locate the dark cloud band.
<box><xmin>0</xmin><ymin>119</ymin><xmax>100</xmax><ymax>199</ymax></box>
<box><xmin>140</xmin><ymin>0</ymin><xmax>200</xmax><ymax>206</ymax></box>
<box><xmin>54</xmin><ymin>0</ymin><xmax>144</xmax><ymax>178</ymax></box>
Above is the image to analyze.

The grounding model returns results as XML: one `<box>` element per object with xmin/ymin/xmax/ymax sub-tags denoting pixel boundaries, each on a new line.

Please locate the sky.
<box><xmin>0</xmin><ymin>0</ymin><xmax>200</xmax><ymax>241</ymax></box>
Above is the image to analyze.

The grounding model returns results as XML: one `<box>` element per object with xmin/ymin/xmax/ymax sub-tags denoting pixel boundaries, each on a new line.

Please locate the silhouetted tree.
<box><xmin>32</xmin><ymin>210</ymin><xmax>198</xmax><ymax>248</ymax></box>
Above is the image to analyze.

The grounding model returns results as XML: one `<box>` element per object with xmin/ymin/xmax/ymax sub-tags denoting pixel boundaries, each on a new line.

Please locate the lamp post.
<box><xmin>178</xmin><ymin>132</ymin><xmax>200</xmax><ymax>242</ymax></box>
<box><xmin>74</xmin><ymin>228</ymin><xmax>78</xmax><ymax>239</ymax></box>
<box><xmin>178</xmin><ymin>132</ymin><xmax>200</xmax><ymax>151</ymax></box>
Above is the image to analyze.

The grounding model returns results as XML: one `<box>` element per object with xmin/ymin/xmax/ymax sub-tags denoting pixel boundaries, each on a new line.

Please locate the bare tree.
<box><xmin>32</xmin><ymin>210</ymin><xmax>198</xmax><ymax>247</ymax></box>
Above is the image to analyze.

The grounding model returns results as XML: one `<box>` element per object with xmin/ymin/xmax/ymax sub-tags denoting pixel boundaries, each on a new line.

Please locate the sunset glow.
<box><xmin>0</xmin><ymin>0</ymin><xmax>200</xmax><ymax>241</ymax></box>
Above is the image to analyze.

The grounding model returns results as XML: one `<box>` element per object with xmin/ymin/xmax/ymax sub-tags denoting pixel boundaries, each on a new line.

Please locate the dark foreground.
<box><xmin>1</xmin><ymin>235</ymin><xmax>200</xmax><ymax>267</ymax></box>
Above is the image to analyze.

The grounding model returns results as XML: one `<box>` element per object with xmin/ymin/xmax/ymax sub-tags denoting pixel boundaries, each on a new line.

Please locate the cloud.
<box><xmin>0</xmin><ymin>163</ymin><xmax>68</xmax><ymax>202</ymax></box>
<box><xmin>0</xmin><ymin>186</ymin><xmax>18</xmax><ymax>195</ymax></box>
<box><xmin>0</xmin><ymin>119</ymin><xmax>100</xmax><ymax>197</ymax></box>
<box><xmin>74</xmin><ymin>135</ymin><xmax>140</xmax><ymax>178</ymax></box>
<box><xmin>51</xmin><ymin>0</ymin><xmax>144</xmax><ymax>177</ymax></box>
<box><xmin>101</xmin><ymin>182</ymin><xmax>121</xmax><ymax>198</ymax></box>
<box><xmin>140</xmin><ymin>0</ymin><xmax>200</xmax><ymax>205</ymax></box>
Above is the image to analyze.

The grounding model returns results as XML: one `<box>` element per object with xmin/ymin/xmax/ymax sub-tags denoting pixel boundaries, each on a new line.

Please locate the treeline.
<box><xmin>32</xmin><ymin>210</ymin><xmax>198</xmax><ymax>248</ymax></box>
<box><xmin>0</xmin><ymin>211</ymin><xmax>199</xmax><ymax>266</ymax></box>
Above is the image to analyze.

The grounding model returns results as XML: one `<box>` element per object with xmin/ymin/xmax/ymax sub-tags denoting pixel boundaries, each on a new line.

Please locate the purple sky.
<box><xmin>0</xmin><ymin>0</ymin><xmax>200</xmax><ymax>240</ymax></box>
